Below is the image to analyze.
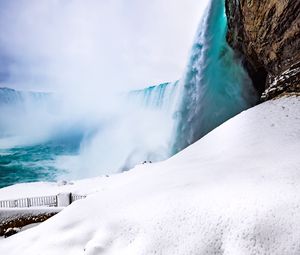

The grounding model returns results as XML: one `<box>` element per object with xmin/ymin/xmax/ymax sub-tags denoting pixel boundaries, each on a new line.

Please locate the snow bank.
<box><xmin>0</xmin><ymin>96</ymin><xmax>299</xmax><ymax>254</ymax></box>
<box><xmin>0</xmin><ymin>177</ymin><xmax>108</xmax><ymax>200</ymax></box>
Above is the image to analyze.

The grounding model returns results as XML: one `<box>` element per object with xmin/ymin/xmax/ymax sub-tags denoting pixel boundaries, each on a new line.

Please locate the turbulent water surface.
<box><xmin>0</xmin><ymin>133</ymin><xmax>83</xmax><ymax>188</ymax></box>
<box><xmin>0</xmin><ymin>144</ymin><xmax>66</xmax><ymax>188</ymax></box>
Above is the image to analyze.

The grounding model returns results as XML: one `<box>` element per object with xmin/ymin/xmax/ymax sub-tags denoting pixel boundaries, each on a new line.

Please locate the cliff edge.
<box><xmin>225</xmin><ymin>0</ymin><xmax>300</xmax><ymax>100</ymax></box>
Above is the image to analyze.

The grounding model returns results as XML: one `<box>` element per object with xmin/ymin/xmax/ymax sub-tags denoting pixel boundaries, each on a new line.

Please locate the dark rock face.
<box><xmin>0</xmin><ymin>211</ymin><xmax>58</xmax><ymax>236</ymax></box>
<box><xmin>4</xmin><ymin>228</ymin><xmax>20</xmax><ymax>238</ymax></box>
<box><xmin>225</xmin><ymin>0</ymin><xmax>300</xmax><ymax>100</ymax></box>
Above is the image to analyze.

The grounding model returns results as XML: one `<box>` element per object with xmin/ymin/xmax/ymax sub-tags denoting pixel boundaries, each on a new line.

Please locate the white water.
<box><xmin>70</xmin><ymin>82</ymin><xmax>182</xmax><ymax>178</ymax></box>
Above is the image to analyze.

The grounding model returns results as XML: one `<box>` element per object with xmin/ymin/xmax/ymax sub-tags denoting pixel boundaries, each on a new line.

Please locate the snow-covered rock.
<box><xmin>0</xmin><ymin>96</ymin><xmax>299</xmax><ymax>254</ymax></box>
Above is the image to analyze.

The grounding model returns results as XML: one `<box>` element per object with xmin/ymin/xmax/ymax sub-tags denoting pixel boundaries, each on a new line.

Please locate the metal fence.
<box><xmin>71</xmin><ymin>194</ymin><xmax>86</xmax><ymax>203</ymax></box>
<box><xmin>0</xmin><ymin>193</ymin><xmax>86</xmax><ymax>208</ymax></box>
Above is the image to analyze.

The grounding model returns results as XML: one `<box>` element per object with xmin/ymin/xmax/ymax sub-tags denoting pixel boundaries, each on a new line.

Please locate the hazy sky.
<box><xmin>0</xmin><ymin>0</ymin><xmax>208</xmax><ymax>92</ymax></box>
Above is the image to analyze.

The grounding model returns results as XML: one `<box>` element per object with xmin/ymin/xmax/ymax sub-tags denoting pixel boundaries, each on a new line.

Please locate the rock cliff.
<box><xmin>225</xmin><ymin>0</ymin><xmax>300</xmax><ymax>100</ymax></box>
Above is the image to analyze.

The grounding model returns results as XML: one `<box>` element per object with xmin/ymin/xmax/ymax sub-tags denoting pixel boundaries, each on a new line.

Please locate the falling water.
<box><xmin>172</xmin><ymin>0</ymin><xmax>258</xmax><ymax>153</ymax></box>
<box><xmin>0</xmin><ymin>0</ymin><xmax>258</xmax><ymax>187</ymax></box>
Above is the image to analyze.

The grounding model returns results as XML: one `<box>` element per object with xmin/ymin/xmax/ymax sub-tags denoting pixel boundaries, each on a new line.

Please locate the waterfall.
<box><xmin>0</xmin><ymin>0</ymin><xmax>259</xmax><ymax>185</ymax></box>
<box><xmin>129</xmin><ymin>81</ymin><xmax>180</xmax><ymax>112</ymax></box>
<box><xmin>171</xmin><ymin>0</ymin><xmax>258</xmax><ymax>154</ymax></box>
<box><xmin>0</xmin><ymin>87</ymin><xmax>50</xmax><ymax>106</ymax></box>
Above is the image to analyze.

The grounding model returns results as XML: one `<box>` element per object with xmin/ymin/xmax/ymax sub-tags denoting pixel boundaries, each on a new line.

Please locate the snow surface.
<box><xmin>0</xmin><ymin>177</ymin><xmax>108</xmax><ymax>200</ymax></box>
<box><xmin>0</xmin><ymin>96</ymin><xmax>299</xmax><ymax>254</ymax></box>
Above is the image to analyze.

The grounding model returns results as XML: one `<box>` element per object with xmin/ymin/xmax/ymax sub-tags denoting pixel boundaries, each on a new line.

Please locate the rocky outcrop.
<box><xmin>0</xmin><ymin>211</ymin><xmax>58</xmax><ymax>236</ymax></box>
<box><xmin>225</xmin><ymin>0</ymin><xmax>300</xmax><ymax>100</ymax></box>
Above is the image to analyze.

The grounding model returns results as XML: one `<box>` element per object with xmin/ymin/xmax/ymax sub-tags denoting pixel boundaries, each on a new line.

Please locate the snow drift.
<box><xmin>0</xmin><ymin>96</ymin><xmax>299</xmax><ymax>254</ymax></box>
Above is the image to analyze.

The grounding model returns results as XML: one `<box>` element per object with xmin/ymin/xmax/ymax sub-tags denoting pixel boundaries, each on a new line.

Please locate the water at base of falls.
<box><xmin>0</xmin><ymin>143</ymin><xmax>71</xmax><ymax>188</ymax></box>
<box><xmin>0</xmin><ymin>82</ymin><xmax>181</xmax><ymax>187</ymax></box>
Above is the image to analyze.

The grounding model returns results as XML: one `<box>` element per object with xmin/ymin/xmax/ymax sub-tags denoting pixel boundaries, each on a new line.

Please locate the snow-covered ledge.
<box><xmin>0</xmin><ymin>96</ymin><xmax>299</xmax><ymax>254</ymax></box>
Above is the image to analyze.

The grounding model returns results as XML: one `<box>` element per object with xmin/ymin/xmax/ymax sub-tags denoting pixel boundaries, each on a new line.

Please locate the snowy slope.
<box><xmin>0</xmin><ymin>96</ymin><xmax>299</xmax><ymax>255</ymax></box>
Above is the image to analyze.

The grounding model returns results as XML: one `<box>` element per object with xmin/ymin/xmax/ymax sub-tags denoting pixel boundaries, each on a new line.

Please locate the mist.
<box><xmin>0</xmin><ymin>0</ymin><xmax>208</xmax><ymax>178</ymax></box>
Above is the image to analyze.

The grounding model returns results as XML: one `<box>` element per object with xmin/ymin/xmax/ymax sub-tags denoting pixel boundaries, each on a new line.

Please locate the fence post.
<box><xmin>57</xmin><ymin>193</ymin><xmax>71</xmax><ymax>207</ymax></box>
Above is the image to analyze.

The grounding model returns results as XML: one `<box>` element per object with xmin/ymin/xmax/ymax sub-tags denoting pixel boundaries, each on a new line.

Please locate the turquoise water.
<box><xmin>0</xmin><ymin>136</ymin><xmax>82</xmax><ymax>188</ymax></box>
<box><xmin>172</xmin><ymin>0</ymin><xmax>258</xmax><ymax>153</ymax></box>
<box><xmin>0</xmin><ymin>87</ymin><xmax>90</xmax><ymax>188</ymax></box>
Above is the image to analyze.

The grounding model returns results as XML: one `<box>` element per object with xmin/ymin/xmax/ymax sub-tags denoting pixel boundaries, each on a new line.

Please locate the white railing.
<box><xmin>71</xmin><ymin>194</ymin><xmax>86</xmax><ymax>202</ymax></box>
<box><xmin>0</xmin><ymin>193</ymin><xmax>86</xmax><ymax>208</ymax></box>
